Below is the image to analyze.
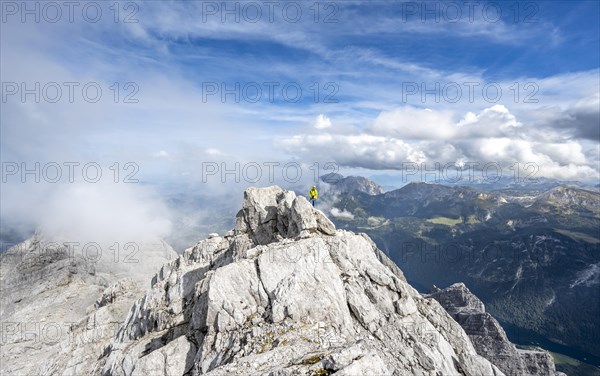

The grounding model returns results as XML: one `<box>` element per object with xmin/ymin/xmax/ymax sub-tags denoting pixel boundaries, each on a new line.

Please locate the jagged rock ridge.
<box><xmin>96</xmin><ymin>186</ymin><xmax>506</xmax><ymax>375</ymax></box>
<box><xmin>330</xmin><ymin>179</ymin><xmax>600</xmax><ymax>359</ymax></box>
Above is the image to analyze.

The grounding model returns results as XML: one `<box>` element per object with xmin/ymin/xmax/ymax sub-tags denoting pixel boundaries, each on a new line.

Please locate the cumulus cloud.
<box><xmin>371</xmin><ymin>107</ymin><xmax>456</xmax><ymax>140</ymax></box>
<box><xmin>535</xmin><ymin>142</ymin><xmax>588</xmax><ymax>166</ymax></box>
<box><xmin>457</xmin><ymin>104</ymin><xmax>522</xmax><ymax>133</ymax></box>
<box><xmin>2</xmin><ymin>0</ymin><xmax>598</xmax><ymax>251</ymax></box>
<box><xmin>330</xmin><ymin>208</ymin><xmax>354</xmax><ymax>220</ymax></box>
<box><xmin>0</xmin><ymin>15</ymin><xmax>285</xmax><ymax>248</ymax></box>
<box><xmin>314</xmin><ymin>114</ymin><xmax>332</xmax><ymax>129</ymax></box>
<box><xmin>372</xmin><ymin>104</ymin><xmax>523</xmax><ymax>141</ymax></box>
<box><xmin>281</xmin><ymin>133</ymin><xmax>426</xmax><ymax>170</ymax></box>
<box><xmin>282</xmin><ymin>104</ymin><xmax>599</xmax><ymax>181</ymax></box>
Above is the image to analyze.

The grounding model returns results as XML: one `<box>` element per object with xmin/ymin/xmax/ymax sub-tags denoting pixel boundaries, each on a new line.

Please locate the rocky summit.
<box><xmin>1</xmin><ymin>186</ymin><xmax>564</xmax><ymax>375</ymax></box>
<box><xmin>98</xmin><ymin>186</ymin><xmax>503</xmax><ymax>376</ymax></box>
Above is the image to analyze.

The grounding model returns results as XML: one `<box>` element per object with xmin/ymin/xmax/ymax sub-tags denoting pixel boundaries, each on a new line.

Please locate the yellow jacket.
<box><xmin>309</xmin><ymin>187</ymin><xmax>318</xmax><ymax>199</ymax></box>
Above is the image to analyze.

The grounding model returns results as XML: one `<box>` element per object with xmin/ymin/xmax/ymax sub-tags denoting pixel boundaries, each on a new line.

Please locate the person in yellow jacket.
<box><xmin>308</xmin><ymin>185</ymin><xmax>318</xmax><ymax>206</ymax></box>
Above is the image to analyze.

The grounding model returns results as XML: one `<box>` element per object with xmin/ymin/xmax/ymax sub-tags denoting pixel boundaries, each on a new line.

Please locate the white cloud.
<box><xmin>282</xmin><ymin>104</ymin><xmax>599</xmax><ymax>181</ymax></box>
<box><xmin>372</xmin><ymin>104</ymin><xmax>523</xmax><ymax>142</ymax></box>
<box><xmin>536</xmin><ymin>142</ymin><xmax>588</xmax><ymax>166</ymax></box>
<box><xmin>457</xmin><ymin>104</ymin><xmax>522</xmax><ymax>132</ymax></box>
<box><xmin>281</xmin><ymin>133</ymin><xmax>426</xmax><ymax>170</ymax></box>
<box><xmin>457</xmin><ymin>138</ymin><xmax>597</xmax><ymax>180</ymax></box>
<box><xmin>330</xmin><ymin>208</ymin><xmax>354</xmax><ymax>220</ymax></box>
<box><xmin>314</xmin><ymin>114</ymin><xmax>332</xmax><ymax>129</ymax></box>
<box><xmin>1</xmin><ymin>181</ymin><xmax>172</xmax><ymax>248</ymax></box>
<box><xmin>372</xmin><ymin>106</ymin><xmax>456</xmax><ymax>140</ymax></box>
<box><xmin>206</xmin><ymin>148</ymin><xmax>222</xmax><ymax>155</ymax></box>
<box><xmin>2</xmin><ymin>1</ymin><xmax>598</xmax><ymax>249</ymax></box>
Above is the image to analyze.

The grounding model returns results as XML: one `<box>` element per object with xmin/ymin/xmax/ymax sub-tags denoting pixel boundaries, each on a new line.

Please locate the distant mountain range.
<box><xmin>368</xmin><ymin>174</ymin><xmax>599</xmax><ymax>194</ymax></box>
<box><xmin>322</xmin><ymin>174</ymin><xmax>600</xmax><ymax>373</ymax></box>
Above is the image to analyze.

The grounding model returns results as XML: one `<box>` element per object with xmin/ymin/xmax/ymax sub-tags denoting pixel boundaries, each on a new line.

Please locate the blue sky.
<box><xmin>1</xmin><ymin>0</ymin><xmax>599</xmax><ymax>241</ymax></box>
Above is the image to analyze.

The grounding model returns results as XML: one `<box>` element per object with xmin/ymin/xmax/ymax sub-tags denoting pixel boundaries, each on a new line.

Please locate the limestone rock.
<box><xmin>235</xmin><ymin>186</ymin><xmax>336</xmax><ymax>245</ymax></box>
<box><xmin>100</xmin><ymin>186</ymin><xmax>504</xmax><ymax>376</ymax></box>
<box><xmin>426</xmin><ymin>283</ymin><xmax>566</xmax><ymax>376</ymax></box>
<box><xmin>0</xmin><ymin>233</ymin><xmax>177</xmax><ymax>376</ymax></box>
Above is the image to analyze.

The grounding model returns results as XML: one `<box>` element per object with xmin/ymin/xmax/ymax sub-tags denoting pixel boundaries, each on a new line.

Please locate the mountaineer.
<box><xmin>308</xmin><ymin>185</ymin><xmax>318</xmax><ymax>206</ymax></box>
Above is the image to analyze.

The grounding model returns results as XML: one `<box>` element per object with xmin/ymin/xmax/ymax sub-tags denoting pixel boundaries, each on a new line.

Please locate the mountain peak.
<box><xmin>533</xmin><ymin>184</ymin><xmax>600</xmax><ymax>213</ymax></box>
<box><xmin>235</xmin><ymin>185</ymin><xmax>336</xmax><ymax>246</ymax></box>
<box><xmin>427</xmin><ymin>282</ymin><xmax>485</xmax><ymax>313</ymax></box>
<box><xmin>320</xmin><ymin>174</ymin><xmax>385</xmax><ymax>195</ymax></box>
<box><xmin>0</xmin><ymin>232</ymin><xmax>177</xmax><ymax>375</ymax></box>
<box><xmin>94</xmin><ymin>186</ymin><xmax>505</xmax><ymax>375</ymax></box>
<box><xmin>320</xmin><ymin>172</ymin><xmax>345</xmax><ymax>183</ymax></box>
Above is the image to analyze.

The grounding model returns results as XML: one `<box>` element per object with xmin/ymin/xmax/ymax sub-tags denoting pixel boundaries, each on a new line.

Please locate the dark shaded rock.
<box><xmin>426</xmin><ymin>283</ymin><xmax>566</xmax><ymax>376</ymax></box>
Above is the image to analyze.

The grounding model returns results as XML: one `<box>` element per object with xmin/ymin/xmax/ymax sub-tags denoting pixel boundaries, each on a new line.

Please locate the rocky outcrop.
<box><xmin>235</xmin><ymin>186</ymin><xmax>336</xmax><ymax>245</ymax></box>
<box><xmin>99</xmin><ymin>186</ymin><xmax>504</xmax><ymax>375</ymax></box>
<box><xmin>426</xmin><ymin>283</ymin><xmax>566</xmax><ymax>376</ymax></box>
<box><xmin>42</xmin><ymin>278</ymin><xmax>148</xmax><ymax>375</ymax></box>
<box><xmin>0</xmin><ymin>233</ymin><xmax>176</xmax><ymax>375</ymax></box>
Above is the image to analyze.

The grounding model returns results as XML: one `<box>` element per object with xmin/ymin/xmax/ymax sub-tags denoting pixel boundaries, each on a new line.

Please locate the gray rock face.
<box><xmin>99</xmin><ymin>186</ymin><xmax>504</xmax><ymax>376</ymax></box>
<box><xmin>235</xmin><ymin>186</ymin><xmax>336</xmax><ymax>245</ymax></box>
<box><xmin>426</xmin><ymin>283</ymin><xmax>565</xmax><ymax>376</ymax></box>
<box><xmin>520</xmin><ymin>350</ymin><xmax>567</xmax><ymax>376</ymax></box>
<box><xmin>0</xmin><ymin>233</ymin><xmax>177</xmax><ymax>376</ymax></box>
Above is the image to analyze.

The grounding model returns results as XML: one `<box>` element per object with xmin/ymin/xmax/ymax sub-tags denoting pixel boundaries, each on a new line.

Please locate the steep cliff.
<box><xmin>426</xmin><ymin>283</ymin><xmax>565</xmax><ymax>376</ymax></box>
